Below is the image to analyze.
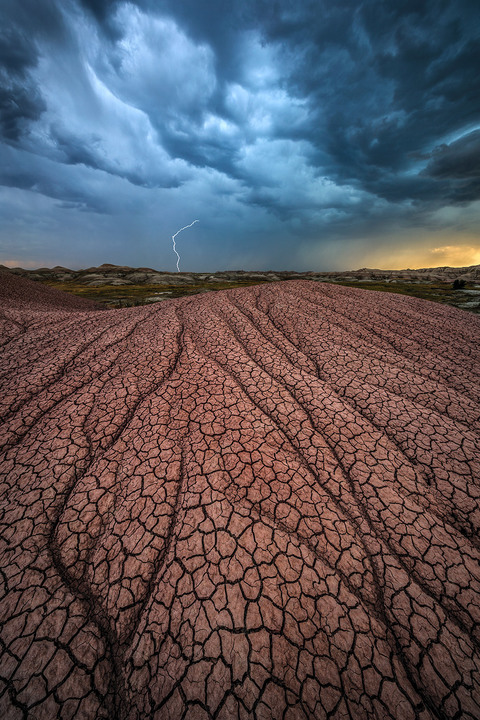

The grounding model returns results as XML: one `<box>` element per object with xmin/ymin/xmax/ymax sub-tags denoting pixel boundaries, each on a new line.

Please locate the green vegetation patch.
<box><xmin>44</xmin><ymin>280</ymin><xmax>271</xmax><ymax>307</ymax></box>
<box><xmin>330</xmin><ymin>280</ymin><xmax>480</xmax><ymax>313</ymax></box>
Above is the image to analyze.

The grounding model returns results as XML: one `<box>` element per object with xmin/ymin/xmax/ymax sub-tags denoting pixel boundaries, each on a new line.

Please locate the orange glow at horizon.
<box><xmin>428</xmin><ymin>244</ymin><xmax>480</xmax><ymax>266</ymax></box>
<box><xmin>364</xmin><ymin>243</ymin><xmax>480</xmax><ymax>270</ymax></box>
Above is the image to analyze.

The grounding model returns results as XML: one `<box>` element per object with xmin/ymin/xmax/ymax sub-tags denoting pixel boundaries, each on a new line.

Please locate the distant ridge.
<box><xmin>3</xmin><ymin>263</ymin><xmax>480</xmax><ymax>285</ymax></box>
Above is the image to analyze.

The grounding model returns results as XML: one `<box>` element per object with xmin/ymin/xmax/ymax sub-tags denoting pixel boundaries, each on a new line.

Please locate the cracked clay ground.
<box><xmin>1</xmin><ymin>271</ymin><xmax>480</xmax><ymax>720</ymax></box>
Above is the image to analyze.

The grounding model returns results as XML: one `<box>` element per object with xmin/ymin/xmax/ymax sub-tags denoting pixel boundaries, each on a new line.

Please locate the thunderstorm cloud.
<box><xmin>0</xmin><ymin>0</ymin><xmax>479</xmax><ymax>270</ymax></box>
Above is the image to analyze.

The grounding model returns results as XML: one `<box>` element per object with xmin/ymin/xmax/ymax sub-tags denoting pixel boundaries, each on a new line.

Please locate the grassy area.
<box><xmin>330</xmin><ymin>280</ymin><xmax>480</xmax><ymax>313</ymax></box>
<box><xmin>44</xmin><ymin>279</ymin><xmax>272</xmax><ymax>307</ymax></box>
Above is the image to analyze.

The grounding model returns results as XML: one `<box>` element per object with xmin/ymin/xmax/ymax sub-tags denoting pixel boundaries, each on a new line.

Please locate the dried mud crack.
<box><xmin>1</xmin><ymin>271</ymin><xmax>479</xmax><ymax>719</ymax></box>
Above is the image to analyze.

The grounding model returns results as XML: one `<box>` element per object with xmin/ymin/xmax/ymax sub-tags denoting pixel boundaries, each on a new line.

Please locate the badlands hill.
<box><xmin>0</xmin><ymin>271</ymin><xmax>479</xmax><ymax>719</ymax></box>
<box><xmin>4</xmin><ymin>261</ymin><xmax>480</xmax><ymax>286</ymax></box>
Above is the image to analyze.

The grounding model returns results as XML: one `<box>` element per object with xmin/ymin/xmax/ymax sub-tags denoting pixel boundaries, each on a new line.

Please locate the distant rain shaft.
<box><xmin>171</xmin><ymin>220</ymin><xmax>199</xmax><ymax>272</ymax></box>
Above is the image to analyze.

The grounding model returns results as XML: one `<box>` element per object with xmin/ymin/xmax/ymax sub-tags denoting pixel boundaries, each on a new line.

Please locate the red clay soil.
<box><xmin>1</xmin><ymin>274</ymin><xmax>480</xmax><ymax>720</ymax></box>
<box><xmin>0</xmin><ymin>267</ymin><xmax>101</xmax><ymax>312</ymax></box>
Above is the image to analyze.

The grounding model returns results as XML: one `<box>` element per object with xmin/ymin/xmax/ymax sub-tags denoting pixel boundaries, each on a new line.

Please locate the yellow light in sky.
<box><xmin>361</xmin><ymin>240</ymin><xmax>480</xmax><ymax>270</ymax></box>
<box><xmin>429</xmin><ymin>245</ymin><xmax>480</xmax><ymax>266</ymax></box>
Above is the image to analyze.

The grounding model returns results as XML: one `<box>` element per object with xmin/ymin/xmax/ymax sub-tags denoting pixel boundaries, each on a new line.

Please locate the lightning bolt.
<box><xmin>171</xmin><ymin>220</ymin><xmax>199</xmax><ymax>272</ymax></box>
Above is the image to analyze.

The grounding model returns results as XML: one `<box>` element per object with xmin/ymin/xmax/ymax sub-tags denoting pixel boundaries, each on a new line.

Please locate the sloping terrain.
<box><xmin>4</xmin><ymin>262</ymin><xmax>480</xmax><ymax>313</ymax></box>
<box><xmin>0</xmin><ymin>267</ymin><xmax>101</xmax><ymax>311</ymax></box>
<box><xmin>1</xmin><ymin>273</ymin><xmax>480</xmax><ymax>719</ymax></box>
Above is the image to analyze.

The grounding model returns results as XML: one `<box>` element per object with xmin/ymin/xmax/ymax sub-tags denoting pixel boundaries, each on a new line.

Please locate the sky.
<box><xmin>0</xmin><ymin>0</ymin><xmax>479</xmax><ymax>271</ymax></box>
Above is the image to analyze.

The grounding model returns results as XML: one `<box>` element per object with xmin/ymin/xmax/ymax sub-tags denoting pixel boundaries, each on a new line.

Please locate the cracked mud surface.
<box><xmin>1</xmin><ymin>272</ymin><xmax>480</xmax><ymax>719</ymax></box>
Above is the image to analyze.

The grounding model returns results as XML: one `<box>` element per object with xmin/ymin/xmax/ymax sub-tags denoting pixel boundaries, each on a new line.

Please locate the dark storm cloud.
<box><xmin>86</xmin><ymin>0</ymin><xmax>250</xmax><ymax>82</ymax></box>
<box><xmin>0</xmin><ymin>26</ymin><xmax>39</xmax><ymax>77</ymax></box>
<box><xmin>270</xmin><ymin>2</ymin><xmax>480</xmax><ymax>202</ymax></box>
<box><xmin>0</xmin><ymin>85</ymin><xmax>46</xmax><ymax>142</ymax></box>
<box><xmin>3</xmin><ymin>0</ymin><xmax>478</xmax><ymax>203</ymax></box>
<box><xmin>1</xmin><ymin>0</ymin><xmax>67</xmax><ymax>42</ymax></box>
<box><xmin>0</xmin><ymin>143</ymin><xmax>110</xmax><ymax>213</ymax></box>
<box><xmin>423</xmin><ymin>130</ymin><xmax>480</xmax><ymax>181</ymax></box>
<box><xmin>51</xmin><ymin>127</ymin><xmax>183</xmax><ymax>190</ymax></box>
<box><xmin>0</xmin><ymin>165</ymin><xmax>107</xmax><ymax>212</ymax></box>
<box><xmin>0</xmin><ymin>0</ymin><xmax>478</xmax><ymax>269</ymax></box>
<box><xmin>0</xmin><ymin>0</ymin><xmax>69</xmax><ymax>143</ymax></box>
<box><xmin>0</xmin><ymin>24</ymin><xmax>45</xmax><ymax>141</ymax></box>
<box><xmin>196</xmin><ymin>0</ymin><xmax>478</xmax><ymax>212</ymax></box>
<box><xmin>78</xmin><ymin>0</ymin><xmax>118</xmax><ymax>23</ymax></box>
<box><xmin>420</xmin><ymin>130</ymin><xmax>480</xmax><ymax>204</ymax></box>
<box><xmin>234</xmin><ymin>0</ymin><xmax>480</xmax><ymax>206</ymax></box>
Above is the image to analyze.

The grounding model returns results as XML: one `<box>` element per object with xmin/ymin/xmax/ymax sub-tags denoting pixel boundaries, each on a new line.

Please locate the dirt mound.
<box><xmin>1</xmin><ymin>281</ymin><xmax>479</xmax><ymax>719</ymax></box>
<box><xmin>0</xmin><ymin>267</ymin><xmax>101</xmax><ymax>311</ymax></box>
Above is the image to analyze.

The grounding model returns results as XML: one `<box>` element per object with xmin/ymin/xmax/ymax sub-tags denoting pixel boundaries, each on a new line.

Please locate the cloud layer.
<box><xmin>0</xmin><ymin>0</ymin><xmax>479</xmax><ymax>269</ymax></box>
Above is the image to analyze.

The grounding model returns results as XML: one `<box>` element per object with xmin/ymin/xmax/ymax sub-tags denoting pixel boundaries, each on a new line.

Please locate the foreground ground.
<box><xmin>0</xmin><ymin>271</ymin><xmax>479</xmax><ymax>719</ymax></box>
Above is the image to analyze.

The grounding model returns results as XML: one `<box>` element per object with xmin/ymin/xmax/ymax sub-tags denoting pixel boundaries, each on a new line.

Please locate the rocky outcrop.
<box><xmin>1</xmin><ymin>276</ymin><xmax>479</xmax><ymax>719</ymax></box>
